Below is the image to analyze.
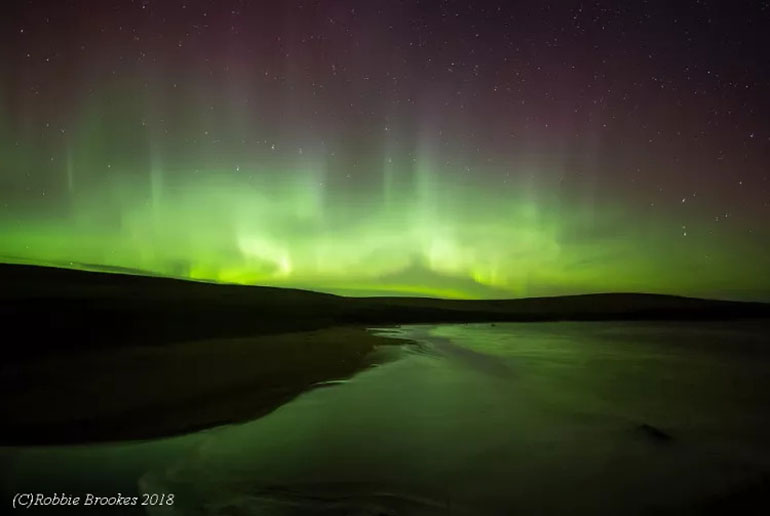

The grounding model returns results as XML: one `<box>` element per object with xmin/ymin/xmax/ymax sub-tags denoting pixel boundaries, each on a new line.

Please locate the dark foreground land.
<box><xmin>2</xmin><ymin>263</ymin><xmax>769</xmax><ymax>444</ymax></box>
<box><xmin>1</xmin><ymin>327</ymin><xmax>397</xmax><ymax>444</ymax></box>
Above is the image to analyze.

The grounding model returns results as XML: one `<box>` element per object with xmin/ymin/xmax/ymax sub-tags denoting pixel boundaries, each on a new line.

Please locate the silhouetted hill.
<box><xmin>2</xmin><ymin>263</ymin><xmax>768</xmax><ymax>360</ymax></box>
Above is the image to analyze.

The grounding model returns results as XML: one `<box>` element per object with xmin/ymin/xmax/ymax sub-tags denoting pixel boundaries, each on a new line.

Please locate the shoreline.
<box><xmin>0</xmin><ymin>327</ymin><xmax>409</xmax><ymax>446</ymax></box>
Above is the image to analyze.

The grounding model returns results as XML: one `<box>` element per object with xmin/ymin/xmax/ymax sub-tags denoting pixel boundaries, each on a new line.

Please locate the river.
<box><xmin>2</xmin><ymin>321</ymin><xmax>769</xmax><ymax>514</ymax></box>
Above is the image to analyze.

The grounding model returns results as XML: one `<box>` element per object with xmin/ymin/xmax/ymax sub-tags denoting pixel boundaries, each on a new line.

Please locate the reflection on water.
<box><xmin>2</xmin><ymin>322</ymin><xmax>770</xmax><ymax>515</ymax></box>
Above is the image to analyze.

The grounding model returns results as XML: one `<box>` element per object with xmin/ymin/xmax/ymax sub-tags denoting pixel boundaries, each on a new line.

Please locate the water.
<box><xmin>2</xmin><ymin>322</ymin><xmax>770</xmax><ymax>515</ymax></box>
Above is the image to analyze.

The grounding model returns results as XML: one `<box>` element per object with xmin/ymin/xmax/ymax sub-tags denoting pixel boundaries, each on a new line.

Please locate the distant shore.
<box><xmin>2</xmin><ymin>264</ymin><xmax>768</xmax><ymax>362</ymax></box>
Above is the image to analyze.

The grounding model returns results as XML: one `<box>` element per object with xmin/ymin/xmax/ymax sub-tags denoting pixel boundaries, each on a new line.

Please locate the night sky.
<box><xmin>1</xmin><ymin>1</ymin><xmax>769</xmax><ymax>300</ymax></box>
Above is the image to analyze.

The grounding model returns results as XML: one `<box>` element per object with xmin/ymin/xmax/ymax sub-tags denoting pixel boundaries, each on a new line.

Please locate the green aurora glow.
<box><xmin>1</xmin><ymin>131</ymin><xmax>767</xmax><ymax>300</ymax></box>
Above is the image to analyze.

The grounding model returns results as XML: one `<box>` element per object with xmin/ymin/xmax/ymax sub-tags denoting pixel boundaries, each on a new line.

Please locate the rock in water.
<box><xmin>635</xmin><ymin>423</ymin><xmax>673</xmax><ymax>443</ymax></box>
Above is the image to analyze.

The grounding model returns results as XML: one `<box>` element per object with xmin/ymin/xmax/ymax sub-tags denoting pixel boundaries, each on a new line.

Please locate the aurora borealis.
<box><xmin>1</xmin><ymin>1</ymin><xmax>769</xmax><ymax>300</ymax></box>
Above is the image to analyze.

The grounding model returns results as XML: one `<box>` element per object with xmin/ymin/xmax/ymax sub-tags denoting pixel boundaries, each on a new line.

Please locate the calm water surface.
<box><xmin>2</xmin><ymin>322</ymin><xmax>769</xmax><ymax>515</ymax></box>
